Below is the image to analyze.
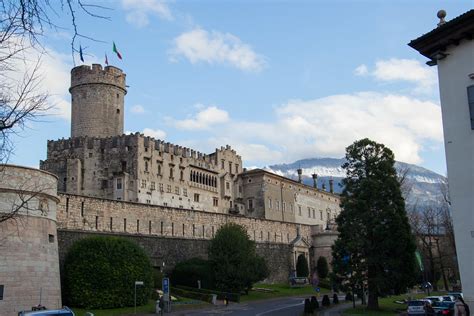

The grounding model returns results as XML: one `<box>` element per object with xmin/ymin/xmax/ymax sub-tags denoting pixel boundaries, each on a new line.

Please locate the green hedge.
<box><xmin>63</xmin><ymin>236</ymin><xmax>154</xmax><ymax>309</ymax></box>
<box><xmin>170</xmin><ymin>258</ymin><xmax>214</xmax><ymax>289</ymax></box>
<box><xmin>174</xmin><ymin>285</ymin><xmax>240</xmax><ymax>302</ymax></box>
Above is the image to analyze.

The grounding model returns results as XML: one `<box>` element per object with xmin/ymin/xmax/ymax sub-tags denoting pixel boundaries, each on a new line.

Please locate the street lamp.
<box><xmin>134</xmin><ymin>281</ymin><xmax>144</xmax><ymax>314</ymax></box>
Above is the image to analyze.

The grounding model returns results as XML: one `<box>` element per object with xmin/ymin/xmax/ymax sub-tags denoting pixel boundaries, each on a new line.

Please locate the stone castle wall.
<box><xmin>0</xmin><ymin>165</ymin><xmax>61</xmax><ymax>316</ymax></box>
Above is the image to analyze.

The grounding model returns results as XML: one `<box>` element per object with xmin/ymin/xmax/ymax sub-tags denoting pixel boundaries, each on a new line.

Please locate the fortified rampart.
<box><xmin>56</xmin><ymin>193</ymin><xmax>328</xmax><ymax>283</ymax></box>
<box><xmin>0</xmin><ymin>165</ymin><xmax>61</xmax><ymax>316</ymax></box>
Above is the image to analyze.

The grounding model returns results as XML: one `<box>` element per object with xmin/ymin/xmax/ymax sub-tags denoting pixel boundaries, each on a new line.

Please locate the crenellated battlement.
<box><xmin>70</xmin><ymin>64</ymin><xmax>127</xmax><ymax>93</ymax></box>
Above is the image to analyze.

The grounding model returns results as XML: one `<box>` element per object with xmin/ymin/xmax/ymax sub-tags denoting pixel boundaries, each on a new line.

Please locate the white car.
<box><xmin>407</xmin><ymin>300</ymin><xmax>427</xmax><ymax>315</ymax></box>
<box><xmin>425</xmin><ymin>296</ymin><xmax>444</xmax><ymax>303</ymax></box>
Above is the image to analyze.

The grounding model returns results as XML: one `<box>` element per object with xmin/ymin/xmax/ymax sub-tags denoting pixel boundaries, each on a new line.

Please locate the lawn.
<box><xmin>343</xmin><ymin>291</ymin><xmax>445</xmax><ymax>315</ymax></box>
<box><xmin>240</xmin><ymin>283</ymin><xmax>331</xmax><ymax>302</ymax></box>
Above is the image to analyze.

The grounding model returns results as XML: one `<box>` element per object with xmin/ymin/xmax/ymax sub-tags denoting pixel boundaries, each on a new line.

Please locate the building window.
<box><xmin>213</xmin><ymin>197</ymin><xmax>218</xmax><ymax>207</ymax></box>
<box><xmin>116</xmin><ymin>178</ymin><xmax>122</xmax><ymax>190</ymax></box>
<box><xmin>157</xmin><ymin>164</ymin><xmax>162</xmax><ymax>175</ymax></box>
<box><xmin>183</xmin><ymin>188</ymin><xmax>187</xmax><ymax>196</ymax></box>
<box><xmin>110</xmin><ymin>217</ymin><xmax>113</xmax><ymax>231</ymax></box>
<box><xmin>221</xmin><ymin>159</ymin><xmax>225</xmax><ymax>169</ymax></box>
<box><xmin>141</xmin><ymin>180</ymin><xmax>146</xmax><ymax>189</ymax></box>
<box><xmin>81</xmin><ymin>201</ymin><xmax>84</xmax><ymax>217</ymax></box>
<box><xmin>320</xmin><ymin>210</ymin><xmax>323</xmax><ymax>220</ymax></box>
<box><xmin>235</xmin><ymin>164</ymin><xmax>239</xmax><ymax>174</ymax></box>
<box><xmin>229</xmin><ymin>161</ymin><xmax>232</xmax><ymax>173</ymax></box>
<box><xmin>167</xmin><ymin>184</ymin><xmax>172</xmax><ymax>193</ymax></box>
<box><xmin>194</xmin><ymin>193</ymin><xmax>200</xmax><ymax>202</ymax></box>
<box><xmin>180</xmin><ymin>170</ymin><xmax>184</xmax><ymax>181</ymax></box>
<box><xmin>149</xmin><ymin>221</ymin><xmax>152</xmax><ymax>234</ymax></box>
<box><xmin>161</xmin><ymin>221</ymin><xmax>164</xmax><ymax>234</ymax></box>
<box><xmin>137</xmin><ymin>219</ymin><xmax>140</xmax><ymax>232</ymax></box>
<box><xmin>226</xmin><ymin>182</ymin><xmax>230</xmax><ymax>190</ymax></box>
<box><xmin>169</xmin><ymin>167</ymin><xmax>174</xmax><ymax>179</ymax></box>
<box><xmin>283</xmin><ymin>202</ymin><xmax>286</xmax><ymax>211</ymax></box>
<box><xmin>312</xmin><ymin>209</ymin><xmax>315</xmax><ymax>218</ymax></box>
<box><xmin>150</xmin><ymin>182</ymin><xmax>155</xmax><ymax>190</ymax></box>
<box><xmin>48</xmin><ymin>234</ymin><xmax>55</xmax><ymax>243</ymax></box>
<box><xmin>308</xmin><ymin>207</ymin><xmax>311</xmax><ymax>217</ymax></box>
<box><xmin>298</xmin><ymin>205</ymin><xmax>302</xmax><ymax>216</ymax></box>
<box><xmin>276</xmin><ymin>200</ymin><xmax>280</xmax><ymax>211</ymax></box>
<box><xmin>248</xmin><ymin>199</ymin><xmax>254</xmax><ymax>209</ymax></box>
<box><xmin>468</xmin><ymin>85</ymin><xmax>474</xmax><ymax>129</ymax></box>
<box><xmin>145</xmin><ymin>160</ymin><xmax>149</xmax><ymax>172</ymax></box>
<box><xmin>175</xmin><ymin>186</ymin><xmax>180</xmax><ymax>195</ymax></box>
<box><xmin>268</xmin><ymin>198</ymin><xmax>272</xmax><ymax>209</ymax></box>
<box><xmin>0</xmin><ymin>285</ymin><xmax>4</xmax><ymax>300</ymax></box>
<box><xmin>124</xmin><ymin>218</ymin><xmax>127</xmax><ymax>231</ymax></box>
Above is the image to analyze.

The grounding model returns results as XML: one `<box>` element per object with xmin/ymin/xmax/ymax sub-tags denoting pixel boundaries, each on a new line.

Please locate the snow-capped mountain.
<box><xmin>265</xmin><ymin>158</ymin><xmax>446</xmax><ymax>209</ymax></box>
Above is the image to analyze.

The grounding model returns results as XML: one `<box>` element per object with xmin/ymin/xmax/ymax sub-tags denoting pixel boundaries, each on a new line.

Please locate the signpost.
<box><xmin>134</xmin><ymin>281</ymin><xmax>144</xmax><ymax>314</ymax></box>
<box><xmin>162</xmin><ymin>277</ymin><xmax>170</xmax><ymax>312</ymax></box>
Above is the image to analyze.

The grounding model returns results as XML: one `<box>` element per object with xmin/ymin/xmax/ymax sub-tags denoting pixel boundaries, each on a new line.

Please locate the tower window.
<box><xmin>468</xmin><ymin>85</ymin><xmax>474</xmax><ymax>129</ymax></box>
<box><xmin>116</xmin><ymin>109</ymin><xmax>120</xmax><ymax>114</ymax></box>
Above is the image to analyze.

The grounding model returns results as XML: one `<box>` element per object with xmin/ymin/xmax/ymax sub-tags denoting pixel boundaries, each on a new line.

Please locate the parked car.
<box><xmin>426</xmin><ymin>296</ymin><xmax>444</xmax><ymax>303</ymax></box>
<box><xmin>447</xmin><ymin>292</ymin><xmax>463</xmax><ymax>300</ymax></box>
<box><xmin>407</xmin><ymin>300</ymin><xmax>427</xmax><ymax>315</ymax></box>
<box><xmin>433</xmin><ymin>301</ymin><xmax>455</xmax><ymax>315</ymax></box>
<box><xmin>18</xmin><ymin>307</ymin><xmax>75</xmax><ymax>316</ymax></box>
<box><xmin>442</xmin><ymin>295</ymin><xmax>455</xmax><ymax>302</ymax></box>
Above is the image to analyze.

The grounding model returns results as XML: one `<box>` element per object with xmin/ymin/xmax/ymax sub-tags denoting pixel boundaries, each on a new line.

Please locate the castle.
<box><xmin>40</xmin><ymin>64</ymin><xmax>341</xmax><ymax>226</ymax></box>
<box><xmin>0</xmin><ymin>64</ymin><xmax>341</xmax><ymax>315</ymax></box>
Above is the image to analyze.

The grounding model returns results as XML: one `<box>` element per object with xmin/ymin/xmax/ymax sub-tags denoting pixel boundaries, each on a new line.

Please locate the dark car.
<box><xmin>432</xmin><ymin>301</ymin><xmax>455</xmax><ymax>316</ymax></box>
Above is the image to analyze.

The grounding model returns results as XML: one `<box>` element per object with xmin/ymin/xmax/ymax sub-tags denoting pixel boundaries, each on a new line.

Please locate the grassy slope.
<box><xmin>241</xmin><ymin>283</ymin><xmax>330</xmax><ymax>302</ymax></box>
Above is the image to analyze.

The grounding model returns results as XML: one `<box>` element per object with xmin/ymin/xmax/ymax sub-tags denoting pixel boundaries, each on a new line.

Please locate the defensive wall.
<box><xmin>56</xmin><ymin>193</ymin><xmax>324</xmax><ymax>283</ymax></box>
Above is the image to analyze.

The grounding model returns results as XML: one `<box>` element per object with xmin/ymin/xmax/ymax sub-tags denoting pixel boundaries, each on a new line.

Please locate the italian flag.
<box><xmin>113</xmin><ymin>42</ymin><xmax>122</xmax><ymax>60</ymax></box>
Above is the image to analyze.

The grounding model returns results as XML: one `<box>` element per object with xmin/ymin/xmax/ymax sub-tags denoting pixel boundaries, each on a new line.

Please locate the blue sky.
<box><xmin>7</xmin><ymin>0</ymin><xmax>473</xmax><ymax>175</ymax></box>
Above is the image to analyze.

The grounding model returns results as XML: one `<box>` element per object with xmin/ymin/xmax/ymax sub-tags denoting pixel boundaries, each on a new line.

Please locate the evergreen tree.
<box><xmin>332</xmin><ymin>138</ymin><xmax>418</xmax><ymax>310</ymax></box>
<box><xmin>316</xmin><ymin>256</ymin><xmax>329</xmax><ymax>279</ymax></box>
<box><xmin>209</xmin><ymin>223</ymin><xmax>268</xmax><ymax>293</ymax></box>
<box><xmin>296</xmin><ymin>254</ymin><xmax>309</xmax><ymax>277</ymax></box>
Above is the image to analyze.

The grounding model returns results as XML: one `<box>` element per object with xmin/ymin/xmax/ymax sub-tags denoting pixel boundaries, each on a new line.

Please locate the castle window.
<box><xmin>202</xmin><ymin>225</ymin><xmax>205</xmax><ymax>237</ymax></box>
<box><xmin>312</xmin><ymin>209</ymin><xmax>315</xmax><ymax>218</ymax></box>
<box><xmin>320</xmin><ymin>210</ymin><xmax>323</xmax><ymax>220</ymax></box>
<box><xmin>276</xmin><ymin>201</ymin><xmax>280</xmax><ymax>211</ymax></box>
<box><xmin>268</xmin><ymin>198</ymin><xmax>272</xmax><ymax>209</ymax></box>
<box><xmin>48</xmin><ymin>234</ymin><xmax>55</xmax><ymax>243</ymax></box>
<box><xmin>248</xmin><ymin>199</ymin><xmax>254</xmax><ymax>210</ymax></box>
<box><xmin>248</xmin><ymin>178</ymin><xmax>252</xmax><ymax>183</ymax></box>
<box><xmin>226</xmin><ymin>182</ymin><xmax>230</xmax><ymax>190</ymax></box>
<box><xmin>145</xmin><ymin>161</ymin><xmax>149</xmax><ymax>172</ymax></box>
<box><xmin>96</xmin><ymin>216</ymin><xmax>99</xmax><ymax>229</ymax></box>
<box><xmin>172</xmin><ymin>223</ymin><xmax>174</xmax><ymax>236</ymax></box>
<box><xmin>175</xmin><ymin>186</ymin><xmax>180</xmax><ymax>195</ymax></box>
<box><xmin>167</xmin><ymin>185</ymin><xmax>171</xmax><ymax>193</ymax></box>
<box><xmin>116</xmin><ymin>109</ymin><xmax>120</xmax><ymax>114</ymax></box>
<box><xmin>81</xmin><ymin>201</ymin><xmax>84</xmax><ymax>217</ymax></box>
<box><xmin>122</xmin><ymin>161</ymin><xmax>127</xmax><ymax>172</ymax></box>
<box><xmin>193</xmin><ymin>224</ymin><xmax>195</xmax><ymax>236</ymax></box>
<box><xmin>159</xmin><ymin>183</ymin><xmax>164</xmax><ymax>192</ymax></box>
<box><xmin>141</xmin><ymin>180</ymin><xmax>146</xmax><ymax>188</ymax></box>
<box><xmin>116</xmin><ymin>93</ymin><xmax>119</xmax><ymax>98</ymax></box>
<box><xmin>183</xmin><ymin>188</ymin><xmax>187</xmax><ymax>197</ymax></box>
<box><xmin>268</xmin><ymin>231</ymin><xmax>270</xmax><ymax>241</ymax></box>
<box><xmin>298</xmin><ymin>205</ymin><xmax>302</xmax><ymax>216</ymax></box>
<box><xmin>110</xmin><ymin>217</ymin><xmax>113</xmax><ymax>231</ymax></box>
<box><xmin>149</xmin><ymin>221</ymin><xmax>152</xmax><ymax>234</ymax></box>
<box><xmin>229</xmin><ymin>161</ymin><xmax>232</xmax><ymax>173</ymax></box>
<box><xmin>161</xmin><ymin>222</ymin><xmax>163</xmax><ymax>234</ymax></box>
<box><xmin>169</xmin><ymin>167</ymin><xmax>174</xmax><ymax>180</ymax></box>
<box><xmin>124</xmin><ymin>218</ymin><xmax>127</xmax><ymax>231</ymax></box>
<box><xmin>213</xmin><ymin>197</ymin><xmax>218</xmax><ymax>207</ymax></box>
<box><xmin>308</xmin><ymin>207</ymin><xmax>311</xmax><ymax>217</ymax></box>
<box><xmin>116</xmin><ymin>178</ymin><xmax>122</xmax><ymax>190</ymax></box>
<box><xmin>239</xmin><ymin>185</ymin><xmax>242</xmax><ymax>193</ymax></box>
<box><xmin>89</xmin><ymin>152</ymin><xmax>92</xmax><ymax>158</ymax></box>
<box><xmin>194</xmin><ymin>193</ymin><xmax>200</xmax><ymax>202</ymax></box>
<box><xmin>182</xmin><ymin>223</ymin><xmax>185</xmax><ymax>236</ymax></box>
<box><xmin>150</xmin><ymin>182</ymin><xmax>155</xmax><ymax>190</ymax></box>
<box><xmin>283</xmin><ymin>202</ymin><xmax>286</xmax><ymax>211</ymax></box>
<box><xmin>180</xmin><ymin>170</ymin><xmax>184</xmax><ymax>181</ymax></box>
<box><xmin>260</xmin><ymin>231</ymin><xmax>263</xmax><ymax>240</ymax></box>
<box><xmin>157</xmin><ymin>164</ymin><xmax>161</xmax><ymax>175</ymax></box>
<box><xmin>221</xmin><ymin>159</ymin><xmax>225</xmax><ymax>169</ymax></box>
<box><xmin>235</xmin><ymin>164</ymin><xmax>239</xmax><ymax>174</ymax></box>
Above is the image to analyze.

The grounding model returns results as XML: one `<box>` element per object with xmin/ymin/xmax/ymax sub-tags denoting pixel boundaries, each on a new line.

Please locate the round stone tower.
<box><xmin>70</xmin><ymin>64</ymin><xmax>127</xmax><ymax>138</ymax></box>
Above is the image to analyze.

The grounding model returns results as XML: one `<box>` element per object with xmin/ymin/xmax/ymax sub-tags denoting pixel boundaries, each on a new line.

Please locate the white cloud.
<box><xmin>122</xmin><ymin>0</ymin><xmax>173</xmax><ymax>27</ymax></box>
<box><xmin>143</xmin><ymin>128</ymin><xmax>167</xmax><ymax>139</ymax></box>
<box><xmin>170</xmin><ymin>28</ymin><xmax>266</xmax><ymax>72</ymax></box>
<box><xmin>171</xmin><ymin>106</ymin><xmax>230</xmax><ymax>130</ymax></box>
<box><xmin>167</xmin><ymin>93</ymin><xmax>443</xmax><ymax>166</ymax></box>
<box><xmin>131</xmin><ymin>104</ymin><xmax>145</xmax><ymax>114</ymax></box>
<box><xmin>354</xmin><ymin>64</ymin><xmax>368</xmax><ymax>76</ymax></box>
<box><xmin>355</xmin><ymin>58</ymin><xmax>438</xmax><ymax>94</ymax></box>
<box><xmin>0</xmin><ymin>39</ymin><xmax>72</xmax><ymax>121</ymax></box>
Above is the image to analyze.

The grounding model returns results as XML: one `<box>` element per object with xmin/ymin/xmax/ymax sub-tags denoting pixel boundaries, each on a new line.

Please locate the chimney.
<box><xmin>322</xmin><ymin>181</ymin><xmax>326</xmax><ymax>191</ymax></box>
<box><xmin>437</xmin><ymin>10</ymin><xmax>446</xmax><ymax>27</ymax></box>
<box><xmin>329</xmin><ymin>178</ymin><xmax>334</xmax><ymax>193</ymax></box>
<box><xmin>312</xmin><ymin>173</ymin><xmax>318</xmax><ymax>188</ymax></box>
<box><xmin>297</xmin><ymin>168</ymin><xmax>303</xmax><ymax>183</ymax></box>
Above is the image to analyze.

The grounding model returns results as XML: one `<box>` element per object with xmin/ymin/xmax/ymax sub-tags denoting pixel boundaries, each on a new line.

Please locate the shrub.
<box><xmin>316</xmin><ymin>256</ymin><xmax>329</xmax><ymax>279</ymax></box>
<box><xmin>174</xmin><ymin>285</ymin><xmax>240</xmax><ymax>302</ymax></box>
<box><xmin>209</xmin><ymin>223</ymin><xmax>268</xmax><ymax>293</ymax></box>
<box><xmin>63</xmin><ymin>236</ymin><xmax>153</xmax><ymax>309</ymax></box>
<box><xmin>333</xmin><ymin>293</ymin><xmax>339</xmax><ymax>304</ymax></box>
<box><xmin>296</xmin><ymin>254</ymin><xmax>309</xmax><ymax>278</ymax></box>
<box><xmin>171</xmin><ymin>258</ymin><xmax>214</xmax><ymax>289</ymax></box>
<box><xmin>171</xmin><ymin>287</ymin><xmax>214</xmax><ymax>303</ymax></box>
<box><xmin>322</xmin><ymin>294</ymin><xmax>331</xmax><ymax>307</ymax></box>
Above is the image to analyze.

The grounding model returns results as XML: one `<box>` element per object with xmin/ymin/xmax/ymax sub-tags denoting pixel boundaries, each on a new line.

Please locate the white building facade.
<box><xmin>410</xmin><ymin>9</ymin><xmax>474</xmax><ymax>306</ymax></box>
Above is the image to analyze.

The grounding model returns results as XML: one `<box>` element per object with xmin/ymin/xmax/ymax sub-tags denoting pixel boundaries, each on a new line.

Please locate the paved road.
<box><xmin>169</xmin><ymin>295</ymin><xmax>349</xmax><ymax>316</ymax></box>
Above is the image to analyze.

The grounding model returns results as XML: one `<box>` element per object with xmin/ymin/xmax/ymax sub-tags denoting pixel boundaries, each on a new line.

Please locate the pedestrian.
<box><xmin>454</xmin><ymin>297</ymin><xmax>470</xmax><ymax>316</ymax></box>
<box><xmin>159</xmin><ymin>295</ymin><xmax>164</xmax><ymax>316</ymax></box>
<box><xmin>424</xmin><ymin>301</ymin><xmax>435</xmax><ymax>316</ymax></box>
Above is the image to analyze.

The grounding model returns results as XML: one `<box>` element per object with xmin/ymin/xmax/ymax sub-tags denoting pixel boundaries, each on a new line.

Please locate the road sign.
<box><xmin>162</xmin><ymin>277</ymin><xmax>170</xmax><ymax>302</ymax></box>
<box><xmin>135</xmin><ymin>281</ymin><xmax>144</xmax><ymax>286</ymax></box>
<box><xmin>315</xmin><ymin>287</ymin><xmax>320</xmax><ymax>293</ymax></box>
